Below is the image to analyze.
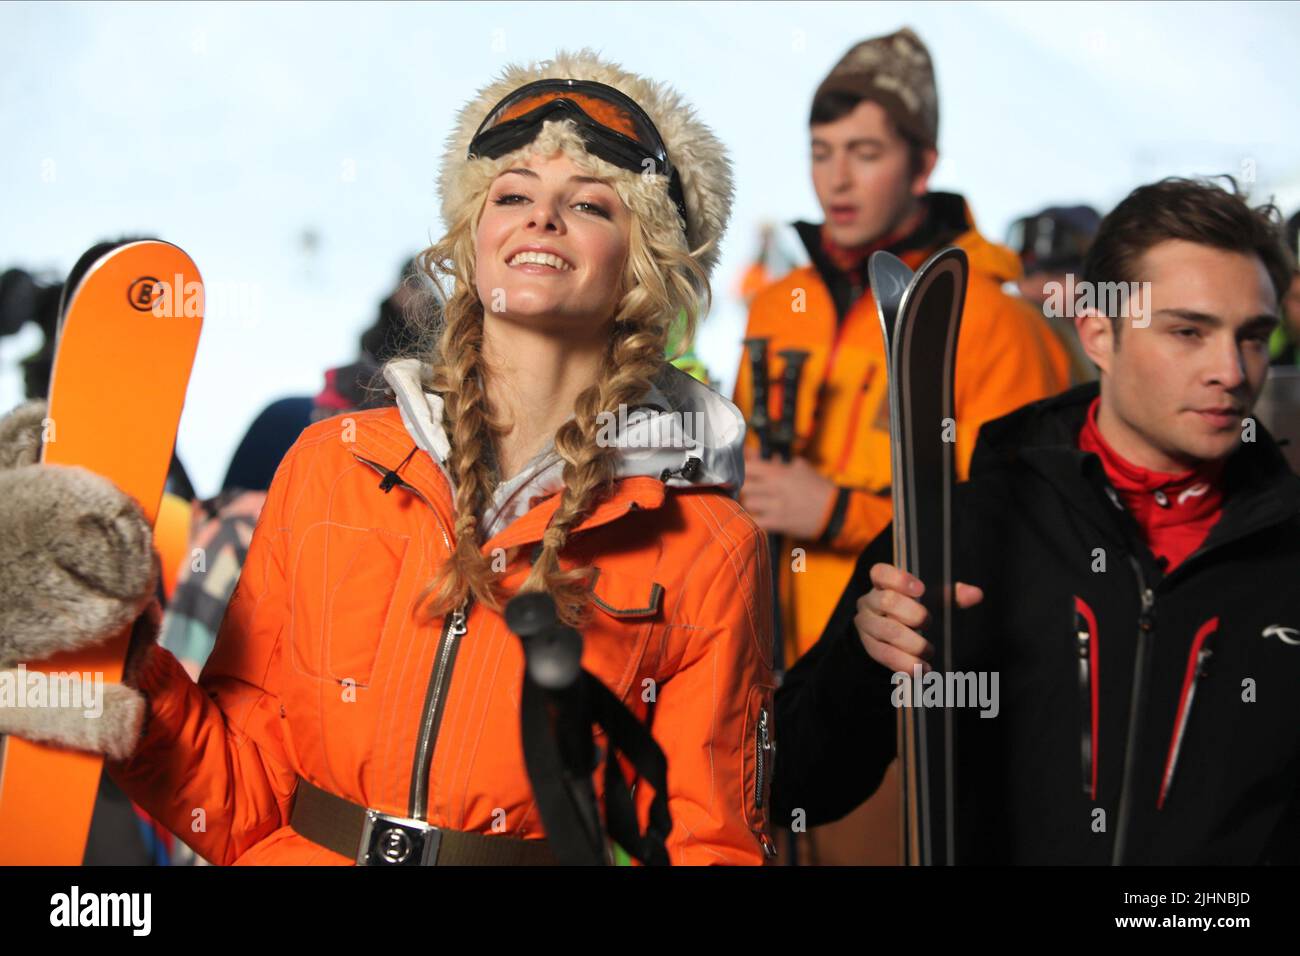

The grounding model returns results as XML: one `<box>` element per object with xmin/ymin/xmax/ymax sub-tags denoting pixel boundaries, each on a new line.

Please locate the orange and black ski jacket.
<box><xmin>109</xmin><ymin>362</ymin><xmax>776</xmax><ymax>865</ymax></box>
<box><xmin>734</xmin><ymin>193</ymin><xmax>1070</xmax><ymax>661</ymax></box>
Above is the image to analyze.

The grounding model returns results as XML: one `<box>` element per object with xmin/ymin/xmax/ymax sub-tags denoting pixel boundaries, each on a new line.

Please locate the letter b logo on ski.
<box><xmin>127</xmin><ymin>276</ymin><xmax>163</xmax><ymax>312</ymax></box>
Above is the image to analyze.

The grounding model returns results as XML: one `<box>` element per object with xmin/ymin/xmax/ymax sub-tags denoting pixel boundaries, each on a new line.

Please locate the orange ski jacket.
<box><xmin>109</xmin><ymin>362</ymin><xmax>776</xmax><ymax>865</ymax></box>
<box><xmin>734</xmin><ymin>195</ymin><xmax>1069</xmax><ymax>662</ymax></box>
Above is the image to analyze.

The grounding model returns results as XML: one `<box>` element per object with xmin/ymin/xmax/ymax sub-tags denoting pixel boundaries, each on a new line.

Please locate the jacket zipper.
<box><xmin>1112</xmin><ymin>557</ymin><xmax>1155</xmax><ymax>866</ymax></box>
<box><xmin>409</xmin><ymin>599</ymin><xmax>471</xmax><ymax>819</ymax></box>
<box><xmin>755</xmin><ymin>706</ymin><xmax>771</xmax><ymax>811</ymax></box>
<box><xmin>351</xmin><ymin>452</ymin><xmax>469</xmax><ymax>822</ymax></box>
<box><xmin>755</xmin><ymin>706</ymin><xmax>777</xmax><ymax>859</ymax></box>
<box><xmin>1157</xmin><ymin>617</ymin><xmax>1218</xmax><ymax>810</ymax></box>
<box><xmin>351</xmin><ymin>453</ymin><xmax>453</xmax><ymax>554</ymax></box>
<box><xmin>1073</xmin><ymin>596</ymin><xmax>1099</xmax><ymax>799</ymax></box>
<box><xmin>833</xmin><ymin>365</ymin><xmax>878</xmax><ymax>476</ymax></box>
<box><xmin>810</xmin><ymin>280</ymin><xmax>865</xmax><ymax>434</ymax></box>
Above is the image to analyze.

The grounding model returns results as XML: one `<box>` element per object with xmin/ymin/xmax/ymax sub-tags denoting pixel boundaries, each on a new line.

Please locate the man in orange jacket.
<box><xmin>734</xmin><ymin>27</ymin><xmax>1069</xmax><ymax>863</ymax></box>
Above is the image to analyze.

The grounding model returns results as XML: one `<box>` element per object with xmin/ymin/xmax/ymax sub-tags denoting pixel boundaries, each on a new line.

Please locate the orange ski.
<box><xmin>0</xmin><ymin>239</ymin><xmax>203</xmax><ymax>864</ymax></box>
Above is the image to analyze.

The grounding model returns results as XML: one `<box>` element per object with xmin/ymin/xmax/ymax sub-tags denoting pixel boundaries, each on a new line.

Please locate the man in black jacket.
<box><xmin>773</xmin><ymin>177</ymin><xmax>1300</xmax><ymax>864</ymax></box>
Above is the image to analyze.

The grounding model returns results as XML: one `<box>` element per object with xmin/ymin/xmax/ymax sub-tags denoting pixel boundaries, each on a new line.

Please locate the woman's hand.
<box><xmin>855</xmin><ymin>562</ymin><xmax>984</xmax><ymax>674</ymax></box>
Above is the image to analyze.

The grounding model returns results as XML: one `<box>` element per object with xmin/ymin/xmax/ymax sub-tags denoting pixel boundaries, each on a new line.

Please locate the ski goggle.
<box><xmin>467</xmin><ymin>79</ymin><xmax>690</xmax><ymax>234</ymax></box>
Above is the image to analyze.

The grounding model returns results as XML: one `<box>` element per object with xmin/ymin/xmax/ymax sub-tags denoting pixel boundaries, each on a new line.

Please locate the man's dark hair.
<box><xmin>1083</xmin><ymin>176</ymin><xmax>1295</xmax><ymax>334</ymax></box>
<box><xmin>809</xmin><ymin>89</ymin><xmax>929</xmax><ymax>176</ymax></box>
<box><xmin>1285</xmin><ymin>208</ymin><xmax>1300</xmax><ymax>261</ymax></box>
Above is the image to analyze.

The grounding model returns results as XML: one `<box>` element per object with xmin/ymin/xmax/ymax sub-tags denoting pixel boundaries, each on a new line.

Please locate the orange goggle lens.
<box><xmin>491</xmin><ymin>91</ymin><xmax>645</xmax><ymax>145</ymax></box>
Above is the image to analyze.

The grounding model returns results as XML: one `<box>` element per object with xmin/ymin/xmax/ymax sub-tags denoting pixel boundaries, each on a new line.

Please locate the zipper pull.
<box><xmin>378</xmin><ymin>446</ymin><xmax>420</xmax><ymax>492</ymax></box>
<box><xmin>1138</xmin><ymin>587</ymin><xmax>1155</xmax><ymax>630</ymax></box>
<box><xmin>759</xmin><ymin>708</ymin><xmax>772</xmax><ymax>750</ymax></box>
<box><xmin>1075</xmin><ymin>608</ymin><xmax>1094</xmax><ymax>798</ymax></box>
<box><xmin>659</xmin><ymin>456</ymin><xmax>702</xmax><ymax>483</ymax></box>
<box><xmin>448</xmin><ymin>603</ymin><xmax>469</xmax><ymax>637</ymax></box>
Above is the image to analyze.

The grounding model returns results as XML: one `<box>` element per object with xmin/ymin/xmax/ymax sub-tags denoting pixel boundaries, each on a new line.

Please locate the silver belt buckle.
<box><xmin>357</xmin><ymin>809</ymin><xmax>442</xmax><ymax>866</ymax></box>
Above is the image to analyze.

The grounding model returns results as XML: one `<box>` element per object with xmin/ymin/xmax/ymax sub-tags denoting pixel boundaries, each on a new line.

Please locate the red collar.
<box><xmin>819</xmin><ymin>204</ymin><xmax>928</xmax><ymax>274</ymax></box>
<box><xmin>1077</xmin><ymin>397</ymin><xmax>1225</xmax><ymax>571</ymax></box>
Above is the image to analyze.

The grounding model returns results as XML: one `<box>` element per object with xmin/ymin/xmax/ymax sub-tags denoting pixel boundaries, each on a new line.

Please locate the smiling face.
<box><xmin>1078</xmin><ymin>239</ymin><xmax>1280</xmax><ymax>471</ymax></box>
<box><xmin>474</xmin><ymin>150</ymin><xmax>632</xmax><ymax>337</ymax></box>
<box><xmin>810</xmin><ymin>99</ymin><xmax>936</xmax><ymax>248</ymax></box>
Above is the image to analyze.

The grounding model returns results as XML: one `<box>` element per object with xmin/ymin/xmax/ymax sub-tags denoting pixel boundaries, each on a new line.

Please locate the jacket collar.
<box><xmin>349</xmin><ymin>358</ymin><xmax>747</xmax><ymax>549</ymax></box>
<box><xmin>971</xmin><ymin>381</ymin><xmax>1300</xmax><ymax>573</ymax></box>
<box><xmin>791</xmin><ymin>192</ymin><xmax>1024</xmax><ymax>323</ymax></box>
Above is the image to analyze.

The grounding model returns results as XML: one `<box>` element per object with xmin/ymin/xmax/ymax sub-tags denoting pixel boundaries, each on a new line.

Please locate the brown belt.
<box><xmin>290</xmin><ymin>777</ymin><xmax>558</xmax><ymax>866</ymax></box>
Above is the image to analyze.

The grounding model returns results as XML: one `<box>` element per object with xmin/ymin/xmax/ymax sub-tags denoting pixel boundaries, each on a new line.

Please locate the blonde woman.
<box><xmin>0</xmin><ymin>49</ymin><xmax>774</xmax><ymax>865</ymax></box>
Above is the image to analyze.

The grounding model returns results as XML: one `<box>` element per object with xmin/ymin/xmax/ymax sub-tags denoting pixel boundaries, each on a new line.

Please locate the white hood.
<box><xmin>381</xmin><ymin>357</ymin><xmax>746</xmax><ymax>539</ymax></box>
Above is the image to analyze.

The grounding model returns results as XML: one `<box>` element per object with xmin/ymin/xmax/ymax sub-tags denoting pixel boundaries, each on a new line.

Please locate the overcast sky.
<box><xmin>3</xmin><ymin>1</ymin><xmax>1297</xmax><ymax>495</ymax></box>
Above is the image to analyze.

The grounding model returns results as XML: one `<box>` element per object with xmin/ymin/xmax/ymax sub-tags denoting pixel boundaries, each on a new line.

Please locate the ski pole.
<box><xmin>767</xmin><ymin>349</ymin><xmax>811</xmax><ymax>682</ymax></box>
<box><xmin>771</xmin><ymin>349</ymin><xmax>810</xmax><ymax>464</ymax></box>
<box><xmin>772</xmin><ymin>348</ymin><xmax>811</xmax><ymax>867</ymax></box>
<box><xmin>743</xmin><ymin>338</ymin><xmax>786</xmax><ymax>674</ymax></box>
<box><xmin>506</xmin><ymin>593</ymin><xmax>674</xmax><ymax>866</ymax></box>
<box><xmin>767</xmin><ymin>349</ymin><xmax>811</xmax><ymax>679</ymax></box>
<box><xmin>744</xmin><ymin>337</ymin><xmax>797</xmax><ymax>863</ymax></box>
<box><xmin>506</xmin><ymin>593</ymin><xmax>607</xmax><ymax>865</ymax></box>
<box><xmin>743</xmin><ymin>337</ymin><xmax>773</xmax><ymax>459</ymax></box>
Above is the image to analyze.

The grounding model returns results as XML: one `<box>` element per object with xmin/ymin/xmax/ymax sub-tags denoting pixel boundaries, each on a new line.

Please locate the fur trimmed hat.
<box><xmin>438</xmin><ymin>48</ymin><xmax>734</xmax><ymax>278</ymax></box>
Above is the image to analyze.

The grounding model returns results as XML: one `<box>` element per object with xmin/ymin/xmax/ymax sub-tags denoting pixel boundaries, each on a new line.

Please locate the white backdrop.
<box><xmin>3</xmin><ymin>0</ymin><xmax>1298</xmax><ymax>496</ymax></box>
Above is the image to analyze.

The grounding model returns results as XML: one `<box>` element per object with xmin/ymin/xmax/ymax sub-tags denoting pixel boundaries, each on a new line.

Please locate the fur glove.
<box><xmin>0</xmin><ymin>400</ymin><xmax>161</xmax><ymax>760</ymax></box>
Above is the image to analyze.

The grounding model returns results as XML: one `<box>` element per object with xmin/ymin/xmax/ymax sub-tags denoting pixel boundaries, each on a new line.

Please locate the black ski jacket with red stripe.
<box><xmin>773</xmin><ymin>382</ymin><xmax>1300</xmax><ymax>864</ymax></box>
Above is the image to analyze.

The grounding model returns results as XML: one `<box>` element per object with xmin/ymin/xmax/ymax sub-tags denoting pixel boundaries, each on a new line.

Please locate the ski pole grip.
<box><xmin>773</xmin><ymin>348</ymin><xmax>810</xmax><ymax>462</ymax></box>
<box><xmin>743</xmin><ymin>337</ymin><xmax>772</xmax><ymax>458</ymax></box>
<box><xmin>505</xmin><ymin>593</ymin><xmax>584</xmax><ymax>691</ymax></box>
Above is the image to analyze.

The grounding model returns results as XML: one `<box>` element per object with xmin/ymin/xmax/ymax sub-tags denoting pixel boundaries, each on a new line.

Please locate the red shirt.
<box><xmin>1077</xmin><ymin>398</ymin><xmax>1225</xmax><ymax>573</ymax></box>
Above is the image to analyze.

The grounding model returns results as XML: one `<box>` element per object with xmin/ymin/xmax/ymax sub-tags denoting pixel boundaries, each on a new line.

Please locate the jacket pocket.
<box><xmin>835</xmin><ymin>360</ymin><xmax>882</xmax><ymax>477</ymax></box>
<box><xmin>1157</xmin><ymin>617</ymin><xmax>1219</xmax><ymax>810</ymax></box>
<box><xmin>1074</xmin><ymin>595</ymin><xmax>1099</xmax><ymax>799</ymax></box>
<box><xmin>584</xmin><ymin>567</ymin><xmax>662</xmax><ymax>703</ymax></box>
<box><xmin>588</xmin><ymin>566</ymin><xmax>664</xmax><ymax>619</ymax></box>
<box><xmin>742</xmin><ymin>683</ymin><xmax>777</xmax><ymax>857</ymax></box>
<box><xmin>289</xmin><ymin>522</ymin><xmax>409</xmax><ymax>686</ymax></box>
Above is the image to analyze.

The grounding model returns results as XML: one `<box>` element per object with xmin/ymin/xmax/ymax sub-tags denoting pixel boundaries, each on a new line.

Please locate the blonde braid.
<box><xmin>412</xmin><ymin>239</ymin><xmax>507</xmax><ymax>622</ymax></box>
<box><xmin>517</xmin><ymin>319</ymin><xmax>667</xmax><ymax>626</ymax></box>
